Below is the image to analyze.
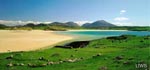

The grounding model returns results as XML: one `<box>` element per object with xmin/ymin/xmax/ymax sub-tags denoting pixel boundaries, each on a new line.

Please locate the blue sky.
<box><xmin>0</xmin><ymin>0</ymin><xmax>149</xmax><ymax>26</ymax></box>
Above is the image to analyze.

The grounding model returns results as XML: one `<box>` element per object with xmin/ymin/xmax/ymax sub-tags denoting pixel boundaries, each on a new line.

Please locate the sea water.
<box><xmin>55</xmin><ymin>30</ymin><xmax>150</xmax><ymax>41</ymax></box>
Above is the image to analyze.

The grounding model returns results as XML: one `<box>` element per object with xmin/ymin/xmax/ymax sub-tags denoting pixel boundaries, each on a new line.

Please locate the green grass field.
<box><xmin>0</xmin><ymin>35</ymin><xmax>149</xmax><ymax>70</ymax></box>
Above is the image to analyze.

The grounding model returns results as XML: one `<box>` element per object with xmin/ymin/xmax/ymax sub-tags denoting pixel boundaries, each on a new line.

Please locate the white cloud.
<box><xmin>0</xmin><ymin>20</ymin><xmax>52</xmax><ymax>26</ymax></box>
<box><xmin>75</xmin><ymin>21</ymin><xmax>92</xmax><ymax>26</ymax></box>
<box><xmin>120</xmin><ymin>10</ymin><xmax>126</xmax><ymax>13</ymax></box>
<box><xmin>113</xmin><ymin>22</ymin><xmax>133</xmax><ymax>26</ymax></box>
<box><xmin>0</xmin><ymin>20</ymin><xmax>92</xmax><ymax>26</ymax></box>
<box><xmin>114</xmin><ymin>17</ymin><xmax>129</xmax><ymax>21</ymax></box>
<box><xmin>0</xmin><ymin>20</ymin><xmax>24</xmax><ymax>26</ymax></box>
<box><xmin>113</xmin><ymin>17</ymin><xmax>131</xmax><ymax>26</ymax></box>
<box><xmin>112</xmin><ymin>10</ymin><xmax>134</xmax><ymax>26</ymax></box>
<box><xmin>120</xmin><ymin>10</ymin><xmax>126</xmax><ymax>14</ymax></box>
<box><xmin>44</xmin><ymin>22</ymin><xmax>52</xmax><ymax>24</ymax></box>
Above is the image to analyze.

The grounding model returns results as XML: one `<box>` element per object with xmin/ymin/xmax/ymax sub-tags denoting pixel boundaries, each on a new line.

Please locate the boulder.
<box><xmin>123</xmin><ymin>61</ymin><xmax>130</xmax><ymax>65</ymax></box>
<box><xmin>99</xmin><ymin>66</ymin><xmax>108</xmax><ymax>70</ymax></box>
<box><xmin>55</xmin><ymin>41</ymin><xmax>90</xmax><ymax>48</ymax></box>
<box><xmin>20</xmin><ymin>63</ymin><xmax>24</xmax><ymax>66</ymax></box>
<box><xmin>47</xmin><ymin>61</ymin><xmax>54</xmax><ymax>65</ymax></box>
<box><xmin>7</xmin><ymin>63</ymin><xmax>13</xmax><ymax>67</ymax></box>
<box><xmin>6</xmin><ymin>55</ymin><xmax>13</xmax><ymax>60</ymax></box>
<box><xmin>115</xmin><ymin>56</ymin><xmax>124</xmax><ymax>60</ymax></box>
<box><xmin>107</xmin><ymin>35</ymin><xmax>129</xmax><ymax>40</ymax></box>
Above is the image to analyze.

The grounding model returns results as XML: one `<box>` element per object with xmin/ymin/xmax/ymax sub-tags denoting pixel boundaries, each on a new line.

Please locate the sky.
<box><xmin>0</xmin><ymin>0</ymin><xmax>149</xmax><ymax>26</ymax></box>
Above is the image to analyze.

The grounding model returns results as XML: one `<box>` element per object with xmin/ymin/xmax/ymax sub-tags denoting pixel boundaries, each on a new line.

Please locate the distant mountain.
<box><xmin>65</xmin><ymin>22</ymin><xmax>79</xmax><ymax>27</ymax></box>
<box><xmin>24</xmin><ymin>23</ymin><xmax>35</xmax><ymax>27</ymax></box>
<box><xmin>50</xmin><ymin>22</ymin><xmax>67</xmax><ymax>26</ymax></box>
<box><xmin>82</xmin><ymin>20</ymin><xmax>116</xmax><ymax>27</ymax></box>
<box><xmin>0</xmin><ymin>24</ymin><xmax>7</xmax><ymax>29</ymax></box>
<box><xmin>23</xmin><ymin>20</ymin><xmax>115</xmax><ymax>28</ymax></box>
<box><xmin>82</xmin><ymin>23</ymin><xmax>91</xmax><ymax>27</ymax></box>
<box><xmin>50</xmin><ymin>22</ymin><xmax>79</xmax><ymax>27</ymax></box>
<box><xmin>36</xmin><ymin>23</ymin><xmax>48</xmax><ymax>26</ymax></box>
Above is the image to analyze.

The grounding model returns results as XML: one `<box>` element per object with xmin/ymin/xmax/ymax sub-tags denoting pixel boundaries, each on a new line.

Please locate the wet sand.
<box><xmin>0</xmin><ymin>30</ymin><xmax>73</xmax><ymax>53</ymax></box>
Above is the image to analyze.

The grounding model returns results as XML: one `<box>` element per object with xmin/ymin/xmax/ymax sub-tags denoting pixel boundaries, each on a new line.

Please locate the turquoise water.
<box><xmin>55</xmin><ymin>31</ymin><xmax>150</xmax><ymax>40</ymax></box>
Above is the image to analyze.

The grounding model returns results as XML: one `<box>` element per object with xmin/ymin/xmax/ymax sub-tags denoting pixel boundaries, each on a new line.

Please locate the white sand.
<box><xmin>0</xmin><ymin>30</ymin><xmax>73</xmax><ymax>53</ymax></box>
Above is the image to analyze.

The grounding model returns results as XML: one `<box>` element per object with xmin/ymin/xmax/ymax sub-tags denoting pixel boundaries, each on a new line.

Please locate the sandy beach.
<box><xmin>0</xmin><ymin>30</ymin><xmax>73</xmax><ymax>53</ymax></box>
<box><xmin>68</xmin><ymin>30</ymin><xmax>128</xmax><ymax>31</ymax></box>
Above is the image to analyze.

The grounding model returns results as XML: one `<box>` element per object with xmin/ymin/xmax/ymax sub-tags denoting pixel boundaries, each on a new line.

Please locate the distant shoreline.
<box><xmin>68</xmin><ymin>29</ymin><xmax>128</xmax><ymax>31</ymax></box>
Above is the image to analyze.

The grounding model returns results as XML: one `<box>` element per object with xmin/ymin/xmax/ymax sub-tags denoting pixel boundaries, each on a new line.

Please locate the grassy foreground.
<box><xmin>0</xmin><ymin>35</ymin><xmax>149</xmax><ymax>70</ymax></box>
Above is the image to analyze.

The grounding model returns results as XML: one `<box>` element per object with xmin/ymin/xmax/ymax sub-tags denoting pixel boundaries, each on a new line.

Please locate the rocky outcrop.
<box><xmin>106</xmin><ymin>35</ymin><xmax>128</xmax><ymax>40</ymax></box>
<box><xmin>55</xmin><ymin>41</ymin><xmax>90</xmax><ymax>48</ymax></box>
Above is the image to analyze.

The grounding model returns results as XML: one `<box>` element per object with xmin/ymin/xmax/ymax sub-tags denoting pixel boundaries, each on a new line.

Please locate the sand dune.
<box><xmin>0</xmin><ymin>30</ymin><xmax>73</xmax><ymax>53</ymax></box>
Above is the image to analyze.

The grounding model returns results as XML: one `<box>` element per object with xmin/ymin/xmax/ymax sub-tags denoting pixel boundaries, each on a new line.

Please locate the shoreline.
<box><xmin>68</xmin><ymin>29</ymin><xmax>128</xmax><ymax>31</ymax></box>
<box><xmin>0</xmin><ymin>30</ymin><xmax>74</xmax><ymax>53</ymax></box>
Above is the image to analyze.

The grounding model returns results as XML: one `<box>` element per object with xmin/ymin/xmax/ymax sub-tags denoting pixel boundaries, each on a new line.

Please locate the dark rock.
<box><xmin>80</xmin><ymin>57</ymin><xmax>84</xmax><ymax>60</ymax></box>
<box><xmin>93</xmin><ymin>53</ymin><xmax>102</xmax><ymax>58</ymax></box>
<box><xmin>115</xmin><ymin>56</ymin><xmax>124</xmax><ymax>60</ymax></box>
<box><xmin>107</xmin><ymin>35</ymin><xmax>127</xmax><ymax>40</ymax></box>
<box><xmin>139</xmin><ymin>61</ymin><xmax>145</xmax><ymax>64</ymax></box>
<box><xmin>140</xmin><ymin>40</ymin><xmax>144</xmax><ymax>42</ymax></box>
<box><xmin>6</xmin><ymin>55</ymin><xmax>13</xmax><ymax>60</ymax></box>
<box><xmin>55</xmin><ymin>46</ymin><xmax>65</xmax><ymax>48</ymax></box>
<box><xmin>128</xmin><ymin>57</ymin><xmax>134</xmax><ymax>60</ymax></box>
<box><xmin>14</xmin><ymin>63</ymin><xmax>20</xmax><ymax>66</ymax></box>
<box><xmin>65</xmin><ymin>41</ymin><xmax>90</xmax><ymax>48</ymax></box>
<box><xmin>55</xmin><ymin>41</ymin><xmax>90</xmax><ymax>48</ymax></box>
<box><xmin>99</xmin><ymin>66</ymin><xmax>108</xmax><ymax>70</ymax></box>
<box><xmin>70</xmin><ymin>55</ymin><xmax>75</xmax><ymax>57</ymax></box>
<box><xmin>38</xmin><ymin>57</ymin><xmax>45</xmax><ymax>60</ymax></box>
<box><xmin>111</xmin><ymin>40</ymin><xmax>114</xmax><ymax>43</ymax></box>
<box><xmin>96</xmin><ymin>53</ymin><xmax>102</xmax><ymax>56</ymax></box>
<box><xmin>59</xmin><ymin>59</ymin><xmax>62</xmax><ymax>61</ymax></box>
<box><xmin>123</xmin><ymin>61</ymin><xmax>130</xmax><ymax>65</ymax></box>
